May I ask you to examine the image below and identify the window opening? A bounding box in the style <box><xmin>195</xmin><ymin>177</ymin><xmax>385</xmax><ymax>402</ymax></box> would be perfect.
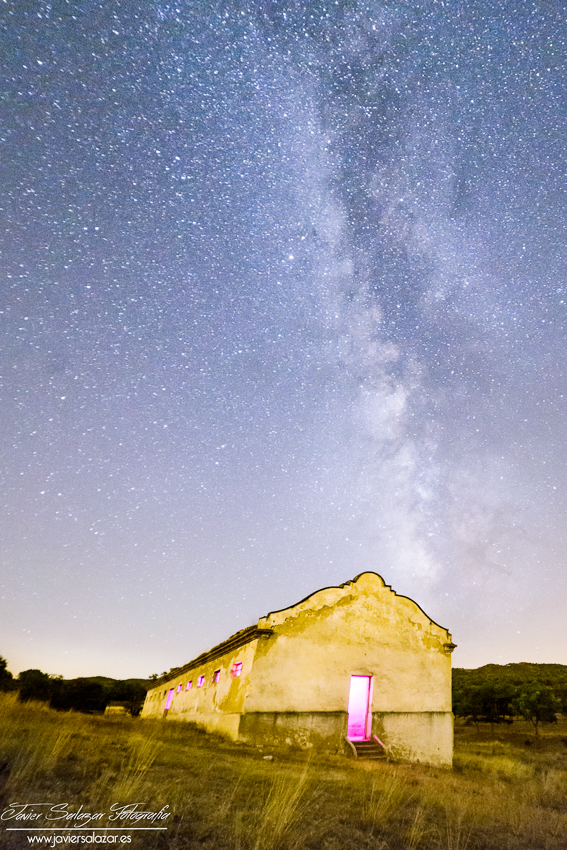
<box><xmin>197</xmin><ymin>675</ymin><xmax>205</xmax><ymax>687</ymax></box>
<box><xmin>186</xmin><ymin>680</ymin><xmax>192</xmax><ymax>690</ymax></box>
<box><xmin>231</xmin><ymin>661</ymin><xmax>243</xmax><ymax>678</ymax></box>
<box><xmin>164</xmin><ymin>688</ymin><xmax>174</xmax><ymax>711</ymax></box>
<box><xmin>213</xmin><ymin>670</ymin><xmax>221</xmax><ymax>683</ymax></box>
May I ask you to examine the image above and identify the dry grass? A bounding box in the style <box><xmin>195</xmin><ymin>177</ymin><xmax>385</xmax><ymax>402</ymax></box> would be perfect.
<box><xmin>0</xmin><ymin>693</ymin><xmax>566</xmax><ymax>849</ymax></box>
<box><xmin>251</xmin><ymin>762</ymin><xmax>313</xmax><ymax>850</ymax></box>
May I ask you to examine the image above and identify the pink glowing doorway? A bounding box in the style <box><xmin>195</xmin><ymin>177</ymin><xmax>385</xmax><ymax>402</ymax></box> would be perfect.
<box><xmin>347</xmin><ymin>675</ymin><xmax>372</xmax><ymax>740</ymax></box>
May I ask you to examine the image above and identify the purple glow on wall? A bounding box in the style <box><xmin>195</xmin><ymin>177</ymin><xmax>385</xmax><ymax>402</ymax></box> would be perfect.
<box><xmin>213</xmin><ymin>670</ymin><xmax>221</xmax><ymax>683</ymax></box>
<box><xmin>231</xmin><ymin>662</ymin><xmax>243</xmax><ymax>678</ymax></box>
<box><xmin>186</xmin><ymin>681</ymin><xmax>192</xmax><ymax>690</ymax></box>
<box><xmin>176</xmin><ymin>684</ymin><xmax>182</xmax><ymax>693</ymax></box>
<box><xmin>197</xmin><ymin>675</ymin><xmax>205</xmax><ymax>687</ymax></box>
<box><xmin>347</xmin><ymin>675</ymin><xmax>372</xmax><ymax>740</ymax></box>
<box><xmin>164</xmin><ymin>688</ymin><xmax>174</xmax><ymax>710</ymax></box>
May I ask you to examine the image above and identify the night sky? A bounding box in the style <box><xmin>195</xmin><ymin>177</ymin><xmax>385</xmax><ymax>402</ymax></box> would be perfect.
<box><xmin>2</xmin><ymin>1</ymin><xmax>567</xmax><ymax>680</ymax></box>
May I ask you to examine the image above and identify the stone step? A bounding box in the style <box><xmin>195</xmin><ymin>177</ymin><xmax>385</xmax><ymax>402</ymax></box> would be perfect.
<box><xmin>347</xmin><ymin>736</ymin><xmax>388</xmax><ymax>760</ymax></box>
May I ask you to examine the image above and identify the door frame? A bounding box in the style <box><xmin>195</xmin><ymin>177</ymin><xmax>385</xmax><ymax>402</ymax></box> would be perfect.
<box><xmin>347</xmin><ymin>674</ymin><xmax>373</xmax><ymax>740</ymax></box>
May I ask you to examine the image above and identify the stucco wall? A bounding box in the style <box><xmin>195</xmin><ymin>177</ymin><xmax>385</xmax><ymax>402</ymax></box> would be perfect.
<box><xmin>141</xmin><ymin>572</ymin><xmax>454</xmax><ymax>766</ymax></box>
<box><xmin>249</xmin><ymin>572</ymin><xmax>453</xmax><ymax>715</ymax></box>
<box><xmin>238</xmin><ymin>711</ymin><xmax>453</xmax><ymax>766</ymax></box>
<box><xmin>374</xmin><ymin>712</ymin><xmax>454</xmax><ymax>767</ymax></box>
<box><xmin>239</xmin><ymin>711</ymin><xmax>348</xmax><ymax>752</ymax></box>
<box><xmin>244</xmin><ymin>572</ymin><xmax>454</xmax><ymax>764</ymax></box>
<box><xmin>141</xmin><ymin>638</ymin><xmax>260</xmax><ymax>740</ymax></box>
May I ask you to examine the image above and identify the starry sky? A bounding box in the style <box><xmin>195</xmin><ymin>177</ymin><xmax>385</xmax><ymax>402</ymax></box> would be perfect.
<box><xmin>2</xmin><ymin>0</ymin><xmax>567</xmax><ymax>680</ymax></box>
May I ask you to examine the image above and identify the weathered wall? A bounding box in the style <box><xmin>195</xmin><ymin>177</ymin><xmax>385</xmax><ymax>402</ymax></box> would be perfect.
<box><xmin>239</xmin><ymin>711</ymin><xmax>348</xmax><ymax>752</ymax></box>
<box><xmin>140</xmin><ymin>638</ymin><xmax>260</xmax><ymax>740</ymax></box>
<box><xmin>374</xmin><ymin>712</ymin><xmax>454</xmax><ymax>767</ymax></box>
<box><xmin>249</xmin><ymin>572</ymin><xmax>452</xmax><ymax>714</ymax></box>
<box><xmin>141</xmin><ymin>572</ymin><xmax>455</xmax><ymax>766</ymax></box>
<box><xmin>245</xmin><ymin>572</ymin><xmax>454</xmax><ymax>765</ymax></box>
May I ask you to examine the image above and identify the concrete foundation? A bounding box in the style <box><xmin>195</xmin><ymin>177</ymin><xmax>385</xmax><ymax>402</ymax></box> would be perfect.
<box><xmin>373</xmin><ymin>711</ymin><xmax>454</xmax><ymax>767</ymax></box>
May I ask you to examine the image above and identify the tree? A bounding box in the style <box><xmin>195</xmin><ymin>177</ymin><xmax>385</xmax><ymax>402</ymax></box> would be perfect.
<box><xmin>512</xmin><ymin>681</ymin><xmax>559</xmax><ymax>737</ymax></box>
<box><xmin>0</xmin><ymin>656</ymin><xmax>15</xmax><ymax>692</ymax></box>
<box><xmin>453</xmin><ymin>683</ymin><xmax>484</xmax><ymax>730</ymax></box>
<box><xmin>17</xmin><ymin>669</ymin><xmax>53</xmax><ymax>703</ymax></box>
<box><xmin>555</xmin><ymin>680</ymin><xmax>567</xmax><ymax>714</ymax></box>
<box><xmin>106</xmin><ymin>680</ymin><xmax>147</xmax><ymax>715</ymax></box>
<box><xmin>453</xmin><ymin>680</ymin><xmax>514</xmax><ymax>733</ymax></box>
<box><xmin>50</xmin><ymin>679</ymin><xmax>107</xmax><ymax>713</ymax></box>
<box><xmin>478</xmin><ymin>681</ymin><xmax>515</xmax><ymax>734</ymax></box>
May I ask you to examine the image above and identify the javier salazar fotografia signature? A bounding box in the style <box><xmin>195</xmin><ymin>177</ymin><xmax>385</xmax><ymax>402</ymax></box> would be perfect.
<box><xmin>1</xmin><ymin>802</ymin><xmax>171</xmax><ymax>839</ymax></box>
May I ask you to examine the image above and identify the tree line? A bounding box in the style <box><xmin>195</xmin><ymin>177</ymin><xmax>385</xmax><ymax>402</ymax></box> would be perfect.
<box><xmin>3</xmin><ymin>655</ymin><xmax>566</xmax><ymax>730</ymax></box>
<box><xmin>0</xmin><ymin>656</ymin><xmax>148</xmax><ymax>715</ymax></box>
<box><xmin>453</xmin><ymin>663</ymin><xmax>567</xmax><ymax>736</ymax></box>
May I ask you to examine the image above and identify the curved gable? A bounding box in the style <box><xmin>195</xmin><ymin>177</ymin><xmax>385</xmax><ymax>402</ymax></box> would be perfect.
<box><xmin>257</xmin><ymin>571</ymin><xmax>454</xmax><ymax>649</ymax></box>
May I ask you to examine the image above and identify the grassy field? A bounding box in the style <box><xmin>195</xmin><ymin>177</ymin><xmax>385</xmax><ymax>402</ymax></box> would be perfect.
<box><xmin>0</xmin><ymin>693</ymin><xmax>566</xmax><ymax>849</ymax></box>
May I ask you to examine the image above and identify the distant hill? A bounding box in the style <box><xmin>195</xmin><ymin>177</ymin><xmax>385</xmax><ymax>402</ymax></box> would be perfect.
<box><xmin>12</xmin><ymin>671</ymin><xmax>153</xmax><ymax>714</ymax></box>
<box><xmin>454</xmin><ymin>663</ymin><xmax>567</xmax><ymax>687</ymax></box>
<box><xmin>76</xmin><ymin>676</ymin><xmax>151</xmax><ymax>689</ymax></box>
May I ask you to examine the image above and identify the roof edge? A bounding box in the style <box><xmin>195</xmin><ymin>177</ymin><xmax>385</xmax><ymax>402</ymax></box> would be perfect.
<box><xmin>151</xmin><ymin>625</ymin><xmax>274</xmax><ymax>687</ymax></box>
<box><xmin>261</xmin><ymin>571</ymin><xmax>453</xmax><ymax>638</ymax></box>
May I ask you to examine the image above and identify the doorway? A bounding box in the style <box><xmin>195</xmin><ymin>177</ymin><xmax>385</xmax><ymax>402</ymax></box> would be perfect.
<box><xmin>347</xmin><ymin>675</ymin><xmax>372</xmax><ymax>740</ymax></box>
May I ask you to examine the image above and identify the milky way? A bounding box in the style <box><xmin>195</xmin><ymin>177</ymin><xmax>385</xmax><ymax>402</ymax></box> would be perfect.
<box><xmin>2</xmin><ymin>1</ymin><xmax>566</xmax><ymax>678</ymax></box>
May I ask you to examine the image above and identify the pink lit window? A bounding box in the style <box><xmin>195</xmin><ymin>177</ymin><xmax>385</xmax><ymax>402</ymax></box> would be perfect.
<box><xmin>186</xmin><ymin>680</ymin><xmax>192</xmax><ymax>691</ymax></box>
<box><xmin>213</xmin><ymin>670</ymin><xmax>221</xmax><ymax>684</ymax></box>
<box><xmin>231</xmin><ymin>662</ymin><xmax>243</xmax><ymax>678</ymax></box>
<box><xmin>164</xmin><ymin>688</ymin><xmax>174</xmax><ymax>710</ymax></box>
<box><xmin>197</xmin><ymin>675</ymin><xmax>205</xmax><ymax>687</ymax></box>
<box><xmin>177</xmin><ymin>684</ymin><xmax>182</xmax><ymax>693</ymax></box>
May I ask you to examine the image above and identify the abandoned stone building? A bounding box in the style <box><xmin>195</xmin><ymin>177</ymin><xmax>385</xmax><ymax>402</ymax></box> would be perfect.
<box><xmin>141</xmin><ymin>572</ymin><xmax>456</xmax><ymax>766</ymax></box>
